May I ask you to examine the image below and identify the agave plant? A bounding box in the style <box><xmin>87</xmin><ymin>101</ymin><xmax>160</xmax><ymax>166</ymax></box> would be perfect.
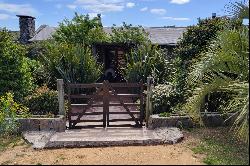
<box><xmin>42</xmin><ymin>42</ymin><xmax>102</xmax><ymax>84</ymax></box>
<box><xmin>124</xmin><ymin>43</ymin><xmax>172</xmax><ymax>84</ymax></box>
<box><xmin>185</xmin><ymin>27</ymin><xmax>249</xmax><ymax>143</ymax></box>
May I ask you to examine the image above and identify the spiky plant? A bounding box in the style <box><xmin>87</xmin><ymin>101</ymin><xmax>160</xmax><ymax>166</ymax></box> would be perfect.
<box><xmin>226</xmin><ymin>0</ymin><xmax>249</xmax><ymax>19</ymax></box>
<box><xmin>185</xmin><ymin>27</ymin><xmax>249</xmax><ymax>143</ymax></box>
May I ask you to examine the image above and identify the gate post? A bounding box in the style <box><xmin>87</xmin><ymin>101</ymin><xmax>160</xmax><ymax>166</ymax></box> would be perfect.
<box><xmin>146</xmin><ymin>77</ymin><xmax>154</xmax><ymax>127</ymax></box>
<box><xmin>57</xmin><ymin>79</ymin><xmax>65</xmax><ymax>116</ymax></box>
<box><xmin>103</xmin><ymin>80</ymin><xmax>110</xmax><ymax>128</ymax></box>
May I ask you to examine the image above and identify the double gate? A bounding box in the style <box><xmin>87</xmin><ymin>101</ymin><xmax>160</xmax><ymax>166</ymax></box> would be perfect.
<box><xmin>66</xmin><ymin>81</ymin><xmax>145</xmax><ymax>129</ymax></box>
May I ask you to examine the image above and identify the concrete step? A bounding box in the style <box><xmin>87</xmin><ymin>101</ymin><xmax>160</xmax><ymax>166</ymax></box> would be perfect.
<box><xmin>23</xmin><ymin>127</ymin><xmax>184</xmax><ymax>149</ymax></box>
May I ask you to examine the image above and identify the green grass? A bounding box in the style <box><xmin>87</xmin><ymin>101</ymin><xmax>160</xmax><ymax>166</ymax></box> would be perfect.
<box><xmin>0</xmin><ymin>135</ymin><xmax>24</xmax><ymax>152</ymax></box>
<box><xmin>190</xmin><ymin>128</ymin><xmax>249</xmax><ymax>165</ymax></box>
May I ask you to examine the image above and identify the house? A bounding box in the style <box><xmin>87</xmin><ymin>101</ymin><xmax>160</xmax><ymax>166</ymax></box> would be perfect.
<box><xmin>16</xmin><ymin>15</ymin><xmax>187</xmax><ymax>82</ymax></box>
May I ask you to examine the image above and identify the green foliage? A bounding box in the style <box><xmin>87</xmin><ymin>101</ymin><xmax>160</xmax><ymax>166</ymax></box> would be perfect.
<box><xmin>226</xmin><ymin>0</ymin><xmax>249</xmax><ymax>19</ymax></box>
<box><xmin>0</xmin><ymin>93</ymin><xmax>30</xmax><ymax>136</ymax></box>
<box><xmin>53</xmin><ymin>12</ymin><xmax>108</xmax><ymax>45</ymax></box>
<box><xmin>110</xmin><ymin>23</ymin><xmax>163</xmax><ymax>84</ymax></box>
<box><xmin>110</xmin><ymin>22</ymin><xmax>150</xmax><ymax>44</ymax></box>
<box><xmin>27</xmin><ymin>59</ymin><xmax>50</xmax><ymax>88</ymax></box>
<box><xmin>42</xmin><ymin>42</ymin><xmax>102</xmax><ymax>84</ymax></box>
<box><xmin>124</xmin><ymin>43</ymin><xmax>172</xmax><ymax>84</ymax></box>
<box><xmin>159</xmin><ymin>112</ymin><xmax>171</xmax><ymax>117</ymax></box>
<box><xmin>0</xmin><ymin>136</ymin><xmax>23</xmax><ymax>152</ymax></box>
<box><xmin>174</xmin><ymin>17</ymin><xmax>230</xmax><ymax>62</ymax></box>
<box><xmin>24</xmin><ymin>86</ymin><xmax>59</xmax><ymax>116</ymax></box>
<box><xmin>26</xmin><ymin>41</ymin><xmax>47</xmax><ymax>60</ymax></box>
<box><xmin>170</xmin><ymin>18</ymin><xmax>230</xmax><ymax>106</ymax></box>
<box><xmin>185</xmin><ymin>27</ymin><xmax>249</xmax><ymax>143</ymax></box>
<box><xmin>151</xmin><ymin>84</ymin><xmax>177</xmax><ymax>114</ymax></box>
<box><xmin>171</xmin><ymin>17</ymin><xmax>244</xmax><ymax>108</ymax></box>
<box><xmin>40</xmin><ymin>13</ymin><xmax>105</xmax><ymax>86</ymax></box>
<box><xmin>0</xmin><ymin>29</ymin><xmax>34</xmax><ymax>100</ymax></box>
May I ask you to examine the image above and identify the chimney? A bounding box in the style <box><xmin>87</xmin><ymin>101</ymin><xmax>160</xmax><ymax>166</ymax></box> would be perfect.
<box><xmin>97</xmin><ymin>14</ymin><xmax>103</xmax><ymax>27</ymax></box>
<box><xmin>212</xmin><ymin>13</ymin><xmax>216</xmax><ymax>19</ymax></box>
<box><xmin>16</xmin><ymin>15</ymin><xmax>36</xmax><ymax>44</ymax></box>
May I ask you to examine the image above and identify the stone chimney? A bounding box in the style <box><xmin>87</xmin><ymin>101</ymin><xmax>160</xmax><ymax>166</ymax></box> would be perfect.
<box><xmin>97</xmin><ymin>14</ymin><xmax>103</xmax><ymax>27</ymax></box>
<box><xmin>212</xmin><ymin>13</ymin><xmax>216</xmax><ymax>19</ymax></box>
<box><xmin>16</xmin><ymin>15</ymin><xmax>36</xmax><ymax>44</ymax></box>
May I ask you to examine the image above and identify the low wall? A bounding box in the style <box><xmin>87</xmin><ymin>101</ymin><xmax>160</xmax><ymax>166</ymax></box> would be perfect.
<box><xmin>17</xmin><ymin>115</ymin><xmax>66</xmax><ymax>132</ymax></box>
<box><xmin>148</xmin><ymin>113</ymin><xmax>235</xmax><ymax>129</ymax></box>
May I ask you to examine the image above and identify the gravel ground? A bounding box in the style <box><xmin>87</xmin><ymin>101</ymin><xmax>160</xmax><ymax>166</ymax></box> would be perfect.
<box><xmin>0</xmin><ymin>131</ymin><xmax>203</xmax><ymax>165</ymax></box>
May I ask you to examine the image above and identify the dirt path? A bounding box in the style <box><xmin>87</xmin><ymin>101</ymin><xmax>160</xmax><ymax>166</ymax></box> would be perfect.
<box><xmin>0</xmin><ymin>132</ymin><xmax>203</xmax><ymax>165</ymax></box>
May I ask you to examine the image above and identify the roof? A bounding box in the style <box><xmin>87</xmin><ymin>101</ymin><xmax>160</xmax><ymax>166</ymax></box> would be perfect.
<box><xmin>145</xmin><ymin>27</ymin><xmax>186</xmax><ymax>45</ymax></box>
<box><xmin>29</xmin><ymin>25</ymin><xmax>187</xmax><ymax>45</ymax></box>
<box><xmin>29</xmin><ymin>25</ymin><xmax>57</xmax><ymax>42</ymax></box>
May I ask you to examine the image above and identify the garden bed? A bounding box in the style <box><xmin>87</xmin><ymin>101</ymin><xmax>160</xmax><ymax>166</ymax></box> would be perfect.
<box><xmin>148</xmin><ymin>112</ymin><xmax>236</xmax><ymax>129</ymax></box>
<box><xmin>16</xmin><ymin>115</ymin><xmax>66</xmax><ymax>132</ymax></box>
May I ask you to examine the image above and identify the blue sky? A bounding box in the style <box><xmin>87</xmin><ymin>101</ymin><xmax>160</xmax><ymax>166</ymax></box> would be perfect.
<box><xmin>0</xmin><ymin>0</ymin><xmax>236</xmax><ymax>31</ymax></box>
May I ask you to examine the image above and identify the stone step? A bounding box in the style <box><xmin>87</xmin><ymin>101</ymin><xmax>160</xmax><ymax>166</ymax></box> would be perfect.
<box><xmin>23</xmin><ymin>127</ymin><xmax>184</xmax><ymax>149</ymax></box>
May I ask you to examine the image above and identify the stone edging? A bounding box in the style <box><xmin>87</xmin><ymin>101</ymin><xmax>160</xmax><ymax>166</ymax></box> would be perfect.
<box><xmin>16</xmin><ymin>115</ymin><xmax>66</xmax><ymax>132</ymax></box>
<box><xmin>148</xmin><ymin>113</ymin><xmax>236</xmax><ymax>129</ymax></box>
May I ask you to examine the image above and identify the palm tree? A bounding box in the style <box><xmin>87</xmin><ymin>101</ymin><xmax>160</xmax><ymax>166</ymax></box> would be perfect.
<box><xmin>185</xmin><ymin>27</ymin><xmax>249</xmax><ymax>143</ymax></box>
<box><xmin>226</xmin><ymin>0</ymin><xmax>249</xmax><ymax>19</ymax></box>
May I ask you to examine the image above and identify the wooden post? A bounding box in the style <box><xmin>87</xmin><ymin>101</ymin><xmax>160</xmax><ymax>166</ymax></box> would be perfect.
<box><xmin>57</xmin><ymin>79</ymin><xmax>65</xmax><ymax>116</ymax></box>
<box><xmin>146</xmin><ymin>77</ymin><xmax>154</xmax><ymax>127</ymax></box>
<box><xmin>103</xmin><ymin>80</ymin><xmax>109</xmax><ymax>128</ymax></box>
<box><xmin>139</xmin><ymin>80</ymin><xmax>144</xmax><ymax>127</ymax></box>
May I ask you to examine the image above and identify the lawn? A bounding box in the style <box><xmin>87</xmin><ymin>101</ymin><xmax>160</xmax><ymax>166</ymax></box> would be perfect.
<box><xmin>0</xmin><ymin>135</ymin><xmax>29</xmax><ymax>153</ymax></box>
<box><xmin>187</xmin><ymin>127</ymin><xmax>249</xmax><ymax>165</ymax></box>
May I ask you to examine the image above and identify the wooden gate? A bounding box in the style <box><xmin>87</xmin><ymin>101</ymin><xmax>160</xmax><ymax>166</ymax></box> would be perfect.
<box><xmin>66</xmin><ymin>81</ymin><xmax>145</xmax><ymax>129</ymax></box>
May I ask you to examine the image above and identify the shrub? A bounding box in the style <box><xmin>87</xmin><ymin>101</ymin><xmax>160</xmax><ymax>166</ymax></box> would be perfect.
<box><xmin>0</xmin><ymin>93</ymin><xmax>30</xmax><ymax>136</ymax></box>
<box><xmin>0</xmin><ymin>29</ymin><xmax>34</xmax><ymax>100</ymax></box>
<box><xmin>53</xmin><ymin>12</ymin><xmax>108</xmax><ymax>46</ymax></box>
<box><xmin>151</xmin><ymin>84</ymin><xmax>177</xmax><ymax>114</ymax></box>
<box><xmin>42</xmin><ymin>42</ymin><xmax>102</xmax><ymax>85</ymax></box>
<box><xmin>185</xmin><ymin>27</ymin><xmax>249</xmax><ymax>143</ymax></box>
<box><xmin>170</xmin><ymin>17</ymin><xmax>242</xmax><ymax>107</ymax></box>
<box><xmin>39</xmin><ymin>13</ymin><xmax>106</xmax><ymax>87</ymax></box>
<box><xmin>124</xmin><ymin>43</ymin><xmax>172</xmax><ymax>84</ymax></box>
<box><xmin>174</xmin><ymin>17</ymin><xmax>232</xmax><ymax>63</ymax></box>
<box><xmin>27</xmin><ymin>59</ymin><xmax>50</xmax><ymax>87</ymax></box>
<box><xmin>24</xmin><ymin>86</ymin><xmax>59</xmax><ymax>116</ymax></box>
<box><xmin>110</xmin><ymin>22</ymin><xmax>150</xmax><ymax>45</ymax></box>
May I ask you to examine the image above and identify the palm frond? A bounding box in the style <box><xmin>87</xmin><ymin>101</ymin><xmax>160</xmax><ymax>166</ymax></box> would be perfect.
<box><xmin>186</xmin><ymin>27</ymin><xmax>249</xmax><ymax>143</ymax></box>
<box><xmin>226</xmin><ymin>0</ymin><xmax>249</xmax><ymax>19</ymax></box>
<box><xmin>188</xmin><ymin>28</ymin><xmax>249</xmax><ymax>86</ymax></box>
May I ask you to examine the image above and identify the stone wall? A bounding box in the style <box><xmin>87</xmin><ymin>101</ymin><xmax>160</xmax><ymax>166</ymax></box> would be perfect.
<box><xmin>148</xmin><ymin>113</ymin><xmax>236</xmax><ymax>129</ymax></box>
<box><xmin>16</xmin><ymin>115</ymin><xmax>66</xmax><ymax>132</ymax></box>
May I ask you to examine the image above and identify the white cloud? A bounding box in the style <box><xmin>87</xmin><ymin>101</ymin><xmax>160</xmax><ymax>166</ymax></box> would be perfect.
<box><xmin>0</xmin><ymin>13</ymin><xmax>10</xmax><ymax>20</ymax></box>
<box><xmin>0</xmin><ymin>2</ymin><xmax>38</xmax><ymax>16</ymax></box>
<box><xmin>67</xmin><ymin>5</ymin><xmax>77</xmax><ymax>10</ymax></box>
<box><xmin>84</xmin><ymin>4</ymin><xmax>124</xmax><ymax>13</ymax></box>
<box><xmin>87</xmin><ymin>12</ymin><xmax>105</xmax><ymax>18</ymax></box>
<box><xmin>140</xmin><ymin>7</ymin><xmax>148</xmax><ymax>12</ymax></box>
<box><xmin>126</xmin><ymin>2</ymin><xmax>135</xmax><ymax>8</ymax></box>
<box><xmin>150</xmin><ymin>8</ymin><xmax>166</xmax><ymax>15</ymax></box>
<box><xmin>170</xmin><ymin>0</ymin><xmax>190</xmax><ymax>5</ymax></box>
<box><xmin>69</xmin><ymin>0</ymin><xmax>126</xmax><ymax>13</ymax></box>
<box><xmin>161</xmin><ymin>16</ymin><xmax>190</xmax><ymax>21</ymax></box>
